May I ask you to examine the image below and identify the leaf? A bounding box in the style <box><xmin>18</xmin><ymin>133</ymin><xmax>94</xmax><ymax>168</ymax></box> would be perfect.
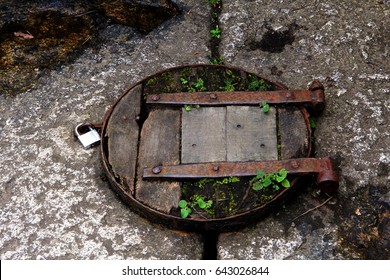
<box><xmin>309</xmin><ymin>118</ymin><xmax>317</xmax><ymax>129</ymax></box>
<box><xmin>262</xmin><ymin>103</ymin><xmax>270</xmax><ymax>113</ymax></box>
<box><xmin>273</xmin><ymin>184</ymin><xmax>280</xmax><ymax>191</ymax></box>
<box><xmin>278</xmin><ymin>168</ymin><xmax>287</xmax><ymax>178</ymax></box>
<box><xmin>180</xmin><ymin>77</ymin><xmax>188</xmax><ymax>85</ymax></box>
<box><xmin>197</xmin><ymin>199</ymin><xmax>207</xmax><ymax>209</ymax></box>
<box><xmin>184</xmin><ymin>105</ymin><xmax>192</xmax><ymax>111</ymax></box>
<box><xmin>252</xmin><ymin>182</ymin><xmax>263</xmax><ymax>191</ymax></box>
<box><xmin>276</xmin><ymin>171</ymin><xmax>287</xmax><ymax>182</ymax></box>
<box><xmin>263</xmin><ymin>176</ymin><xmax>272</xmax><ymax>187</ymax></box>
<box><xmin>178</xmin><ymin>200</ymin><xmax>187</xmax><ymax>208</ymax></box>
<box><xmin>276</xmin><ymin>176</ymin><xmax>285</xmax><ymax>182</ymax></box>
<box><xmin>281</xmin><ymin>179</ymin><xmax>290</xmax><ymax>188</ymax></box>
<box><xmin>180</xmin><ymin>207</ymin><xmax>191</xmax><ymax>218</ymax></box>
<box><xmin>230</xmin><ymin>176</ymin><xmax>240</xmax><ymax>183</ymax></box>
<box><xmin>256</xmin><ymin>170</ymin><xmax>265</xmax><ymax>179</ymax></box>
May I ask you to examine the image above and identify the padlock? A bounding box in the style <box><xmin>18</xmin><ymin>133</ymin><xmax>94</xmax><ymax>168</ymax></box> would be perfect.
<box><xmin>74</xmin><ymin>123</ymin><xmax>101</xmax><ymax>149</ymax></box>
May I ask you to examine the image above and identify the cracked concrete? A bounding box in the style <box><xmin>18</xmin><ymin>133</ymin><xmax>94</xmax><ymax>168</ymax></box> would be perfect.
<box><xmin>1</xmin><ymin>0</ymin><xmax>389</xmax><ymax>259</ymax></box>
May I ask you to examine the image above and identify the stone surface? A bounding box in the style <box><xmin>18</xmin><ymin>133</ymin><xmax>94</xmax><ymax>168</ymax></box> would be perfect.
<box><xmin>0</xmin><ymin>0</ymin><xmax>208</xmax><ymax>259</ymax></box>
<box><xmin>0</xmin><ymin>0</ymin><xmax>389</xmax><ymax>260</ymax></box>
<box><xmin>218</xmin><ymin>0</ymin><xmax>390</xmax><ymax>259</ymax></box>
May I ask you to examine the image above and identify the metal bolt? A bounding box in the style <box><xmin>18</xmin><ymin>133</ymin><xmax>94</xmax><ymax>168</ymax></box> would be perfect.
<box><xmin>291</xmin><ymin>160</ymin><xmax>299</xmax><ymax>169</ymax></box>
<box><xmin>286</xmin><ymin>92</ymin><xmax>292</xmax><ymax>99</ymax></box>
<box><xmin>213</xmin><ymin>165</ymin><xmax>219</xmax><ymax>171</ymax></box>
<box><xmin>152</xmin><ymin>166</ymin><xmax>161</xmax><ymax>174</ymax></box>
<box><xmin>151</xmin><ymin>95</ymin><xmax>160</xmax><ymax>101</ymax></box>
<box><xmin>210</xmin><ymin>93</ymin><xmax>217</xmax><ymax>100</ymax></box>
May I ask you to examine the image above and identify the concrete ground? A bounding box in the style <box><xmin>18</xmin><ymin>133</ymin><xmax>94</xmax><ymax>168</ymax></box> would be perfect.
<box><xmin>0</xmin><ymin>0</ymin><xmax>389</xmax><ymax>259</ymax></box>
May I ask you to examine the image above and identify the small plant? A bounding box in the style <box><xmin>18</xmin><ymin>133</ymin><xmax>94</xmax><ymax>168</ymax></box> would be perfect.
<box><xmin>250</xmin><ymin>169</ymin><xmax>290</xmax><ymax>191</ymax></box>
<box><xmin>178</xmin><ymin>195</ymin><xmax>213</xmax><ymax>218</ymax></box>
<box><xmin>180</xmin><ymin>77</ymin><xmax>189</xmax><ymax>85</ymax></box>
<box><xmin>309</xmin><ymin>118</ymin><xmax>317</xmax><ymax>129</ymax></box>
<box><xmin>208</xmin><ymin>0</ymin><xmax>221</xmax><ymax>6</ymax></box>
<box><xmin>214</xmin><ymin>176</ymin><xmax>240</xmax><ymax>186</ymax></box>
<box><xmin>183</xmin><ymin>78</ymin><xmax>207</xmax><ymax>93</ymax></box>
<box><xmin>210</xmin><ymin>26</ymin><xmax>222</xmax><ymax>39</ymax></box>
<box><xmin>196</xmin><ymin>178</ymin><xmax>214</xmax><ymax>189</ymax></box>
<box><xmin>210</xmin><ymin>56</ymin><xmax>224</xmax><ymax>65</ymax></box>
<box><xmin>193</xmin><ymin>195</ymin><xmax>213</xmax><ymax>210</ymax></box>
<box><xmin>180</xmin><ymin>77</ymin><xmax>206</xmax><ymax>92</ymax></box>
<box><xmin>184</xmin><ymin>104</ymin><xmax>200</xmax><ymax>112</ymax></box>
<box><xmin>221</xmin><ymin>78</ymin><xmax>236</xmax><ymax>92</ymax></box>
<box><xmin>191</xmin><ymin>78</ymin><xmax>206</xmax><ymax>91</ymax></box>
<box><xmin>260</xmin><ymin>101</ymin><xmax>270</xmax><ymax>113</ymax></box>
<box><xmin>248</xmin><ymin>76</ymin><xmax>271</xmax><ymax>91</ymax></box>
<box><xmin>179</xmin><ymin>200</ymin><xmax>192</xmax><ymax>218</ymax></box>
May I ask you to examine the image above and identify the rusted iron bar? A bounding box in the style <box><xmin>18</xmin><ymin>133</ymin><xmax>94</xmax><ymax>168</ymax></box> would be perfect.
<box><xmin>143</xmin><ymin>157</ymin><xmax>338</xmax><ymax>193</ymax></box>
<box><xmin>146</xmin><ymin>81</ymin><xmax>325</xmax><ymax>113</ymax></box>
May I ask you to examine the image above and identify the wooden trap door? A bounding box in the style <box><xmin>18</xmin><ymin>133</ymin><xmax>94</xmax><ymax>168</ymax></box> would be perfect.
<box><xmin>181</xmin><ymin>106</ymin><xmax>278</xmax><ymax>164</ymax></box>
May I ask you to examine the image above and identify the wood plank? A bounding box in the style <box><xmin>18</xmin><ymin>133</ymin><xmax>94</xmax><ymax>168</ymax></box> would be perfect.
<box><xmin>279</xmin><ymin>108</ymin><xmax>310</xmax><ymax>159</ymax></box>
<box><xmin>136</xmin><ymin>109</ymin><xmax>181</xmax><ymax>213</ymax></box>
<box><xmin>106</xmin><ymin>84</ymin><xmax>142</xmax><ymax>194</ymax></box>
<box><xmin>181</xmin><ymin>107</ymin><xmax>227</xmax><ymax>163</ymax></box>
<box><xmin>226</xmin><ymin>106</ymin><xmax>278</xmax><ymax>161</ymax></box>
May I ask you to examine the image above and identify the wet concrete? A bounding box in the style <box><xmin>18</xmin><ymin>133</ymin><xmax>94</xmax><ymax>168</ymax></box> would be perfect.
<box><xmin>0</xmin><ymin>0</ymin><xmax>389</xmax><ymax>259</ymax></box>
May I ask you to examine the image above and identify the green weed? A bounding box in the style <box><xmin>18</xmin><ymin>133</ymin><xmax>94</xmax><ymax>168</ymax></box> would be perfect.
<box><xmin>250</xmin><ymin>169</ymin><xmax>290</xmax><ymax>191</ymax></box>
<box><xmin>210</xmin><ymin>26</ymin><xmax>221</xmax><ymax>39</ymax></box>
<box><xmin>260</xmin><ymin>101</ymin><xmax>270</xmax><ymax>113</ymax></box>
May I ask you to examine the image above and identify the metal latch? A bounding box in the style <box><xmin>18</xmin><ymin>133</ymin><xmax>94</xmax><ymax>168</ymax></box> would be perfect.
<box><xmin>74</xmin><ymin>123</ymin><xmax>101</xmax><ymax>149</ymax></box>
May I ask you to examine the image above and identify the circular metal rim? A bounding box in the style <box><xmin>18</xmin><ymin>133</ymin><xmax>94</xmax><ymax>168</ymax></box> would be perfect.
<box><xmin>100</xmin><ymin>64</ymin><xmax>312</xmax><ymax>232</ymax></box>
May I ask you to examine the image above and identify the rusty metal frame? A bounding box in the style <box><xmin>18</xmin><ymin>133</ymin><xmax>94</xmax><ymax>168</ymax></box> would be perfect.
<box><xmin>143</xmin><ymin>157</ymin><xmax>338</xmax><ymax>193</ymax></box>
<box><xmin>147</xmin><ymin>80</ymin><xmax>325</xmax><ymax>113</ymax></box>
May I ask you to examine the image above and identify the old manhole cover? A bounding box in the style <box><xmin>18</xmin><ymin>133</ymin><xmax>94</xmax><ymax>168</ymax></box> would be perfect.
<box><xmin>101</xmin><ymin>64</ymin><xmax>339</xmax><ymax>232</ymax></box>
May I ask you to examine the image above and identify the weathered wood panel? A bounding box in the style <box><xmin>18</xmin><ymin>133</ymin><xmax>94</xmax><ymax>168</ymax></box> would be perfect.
<box><xmin>136</xmin><ymin>109</ymin><xmax>181</xmax><ymax>213</ymax></box>
<box><xmin>226</xmin><ymin>106</ymin><xmax>278</xmax><ymax>161</ymax></box>
<box><xmin>181</xmin><ymin>107</ymin><xmax>227</xmax><ymax>163</ymax></box>
<box><xmin>106</xmin><ymin>84</ymin><xmax>142</xmax><ymax>194</ymax></box>
<box><xmin>279</xmin><ymin>108</ymin><xmax>310</xmax><ymax>159</ymax></box>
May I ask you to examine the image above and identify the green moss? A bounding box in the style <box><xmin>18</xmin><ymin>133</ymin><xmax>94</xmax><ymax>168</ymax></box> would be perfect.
<box><xmin>146</xmin><ymin>77</ymin><xmax>158</xmax><ymax>86</ymax></box>
<box><xmin>179</xmin><ymin>67</ymin><xmax>193</xmax><ymax>80</ymax></box>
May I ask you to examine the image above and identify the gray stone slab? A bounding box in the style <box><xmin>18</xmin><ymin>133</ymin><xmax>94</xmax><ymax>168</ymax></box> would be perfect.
<box><xmin>181</xmin><ymin>107</ymin><xmax>227</xmax><ymax>163</ymax></box>
<box><xmin>106</xmin><ymin>84</ymin><xmax>142</xmax><ymax>194</ymax></box>
<box><xmin>0</xmin><ymin>0</ymin><xmax>207</xmax><ymax>260</ymax></box>
<box><xmin>136</xmin><ymin>109</ymin><xmax>181</xmax><ymax>213</ymax></box>
<box><xmin>226</xmin><ymin>106</ymin><xmax>277</xmax><ymax>161</ymax></box>
<box><xmin>219</xmin><ymin>0</ymin><xmax>390</xmax><ymax>259</ymax></box>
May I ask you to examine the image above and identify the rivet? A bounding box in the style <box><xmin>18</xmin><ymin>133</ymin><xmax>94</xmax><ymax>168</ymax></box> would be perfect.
<box><xmin>286</xmin><ymin>92</ymin><xmax>292</xmax><ymax>98</ymax></box>
<box><xmin>213</xmin><ymin>165</ymin><xmax>219</xmax><ymax>171</ymax></box>
<box><xmin>210</xmin><ymin>93</ymin><xmax>217</xmax><ymax>100</ymax></box>
<box><xmin>122</xmin><ymin>115</ymin><xmax>128</xmax><ymax>121</ymax></box>
<box><xmin>151</xmin><ymin>95</ymin><xmax>160</xmax><ymax>101</ymax></box>
<box><xmin>152</xmin><ymin>166</ymin><xmax>161</xmax><ymax>174</ymax></box>
<box><xmin>291</xmin><ymin>160</ymin><xmax>299</xmax><ymax>169</ymax></box>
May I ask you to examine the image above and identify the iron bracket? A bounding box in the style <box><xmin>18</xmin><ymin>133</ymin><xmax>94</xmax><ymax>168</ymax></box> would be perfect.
<box><xmin>143</xmin><ymin>157</ymin><xmax>339</xmax><ymax>193</ymax></box>
<box><xmin>146</xmin><ymin>81</ymin><xmax>325</xmax><ymax>114</ymax></box>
